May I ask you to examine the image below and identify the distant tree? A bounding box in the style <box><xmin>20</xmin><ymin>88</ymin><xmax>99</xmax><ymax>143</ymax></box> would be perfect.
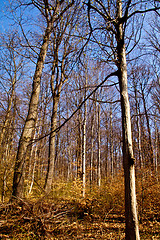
<box><xmin>0</xmin><ymin>32</ymin><xmax>27</xmax><ymax>201</ymax></box>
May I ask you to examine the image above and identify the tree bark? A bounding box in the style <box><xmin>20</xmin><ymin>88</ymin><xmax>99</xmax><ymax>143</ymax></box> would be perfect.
<box><xmin>116</xmin><ymin>1</ymin><xmax>140</xmax><ymax>239</ymax></box>
<box><xmin>12</xmin><ymin>23</ymin><xmax>52</xmax><ymax>199</ymax></box>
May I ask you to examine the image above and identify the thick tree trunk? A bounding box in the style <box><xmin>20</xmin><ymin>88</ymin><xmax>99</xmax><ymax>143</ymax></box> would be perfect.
<box><xmin>118</xmin><ymin>47</ymin><xmax>140</xmax><ymax>239</ymax></box>
<box><xmin>12</xmin><ymin>23</ymin><xmax>52</xmax><ymax>199</ymax></box>
<box><xmin>116</xmin><ymin>1</ymin><xmax>140</xmax><ymax>239</ymax></box>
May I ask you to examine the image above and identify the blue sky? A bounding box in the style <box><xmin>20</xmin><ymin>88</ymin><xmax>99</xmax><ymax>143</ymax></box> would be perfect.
<box><xmin>0</xmin><ymin>0</ymin><xmax>10</xmax><ymax>33</ymax></box>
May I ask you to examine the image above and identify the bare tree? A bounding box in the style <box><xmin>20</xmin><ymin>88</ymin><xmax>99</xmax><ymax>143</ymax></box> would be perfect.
<box><xmin>0</xmin><ymin>32</ymin><xmax>27</xmax><ymax>201</ymax></box>
<box><xmin>44</xmin><ymin>3</ymin><xmax>80</xmax><ymax>192</ymax></box>
<box><xmin>12</xmin><ymin>0</ymin><xmax>74</xmax><ymax>199</ymax></box>
<box><xmin>87</xmin><ymin>0</ymin><xmax>159</xmax><ymax>238</ymax></box>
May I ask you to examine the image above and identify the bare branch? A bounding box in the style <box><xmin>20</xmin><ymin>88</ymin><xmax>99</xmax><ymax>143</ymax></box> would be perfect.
<box><xmin>30</xmin><ymin>70</ymin><xmax>118</xmax><ymax>143</ymax></box>
<box><xmin>127</xmin><ymin>7</ymin><xmax>160</xmax><ymax>20</ymax></box>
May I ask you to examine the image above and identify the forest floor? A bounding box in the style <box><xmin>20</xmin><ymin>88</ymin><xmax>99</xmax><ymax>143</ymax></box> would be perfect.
<box><xmin>0</xmin><ymin>175</ymin><xmax>159</xmax><ymax>239</ymax></box>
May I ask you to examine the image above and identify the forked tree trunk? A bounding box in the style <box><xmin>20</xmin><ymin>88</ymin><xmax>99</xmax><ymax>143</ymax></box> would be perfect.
<box><xmin>116</xmin><ymin>1</ymin><xmax>140</xmax><ymax>239</ymax></box>
<box><xmin>12</xmin><ymin>23</ymin><xmax>52</xmax><ymax>199</ymax></box>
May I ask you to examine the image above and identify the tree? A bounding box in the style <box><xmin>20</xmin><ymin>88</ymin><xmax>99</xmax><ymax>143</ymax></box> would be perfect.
<box><xmin>12</xmin><ymin>0</ymin><xmax>74</xmax><ymax>199</ymax></box>
<box><xmin>87</xmin><ymin>0</ymin><xmax>159</xmax><ymax>238</ymax></box>
<box><xmin>0</xmin><ymin>32</ymin><xmax>28</xmax><ymax>201</ymax></box>
<box><xmin>115</xmin><ymin>3</ymin><xmax>140</xmax><ymax>238</ymax></box>
<box><xmin>44</xmin><ymin>3</ymin><xmax>79</xmax><ymax>192</ymax></box>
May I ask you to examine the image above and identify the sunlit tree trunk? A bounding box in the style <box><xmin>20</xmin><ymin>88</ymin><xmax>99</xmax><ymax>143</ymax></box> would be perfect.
<box><xmin>110</xmin><ymin>105</ymin><xmax>114</xmax><ymax>178</ymax></box>
<box><xmin>105</xmin><ymin>114</ymin><xmax>109</xmax><ymax>179</ymax></box>
<box><xmin>154</xmin><ymin>115</ymin><xmax>158</xmax><ymax>179</ymax></box>
<box><xmin>90</xmin><ymin>111</ymin><xmax>94</xmax><ymax>189</ymax></box>
<box><xmin>28</xmin><ymin>143</ymin><xmax>38</xmax><ymax>195</ymax></box>
<box><xmin>76</xmin><ymin>111</ymin><xmax>82</xmax><ymax>179</ymax></box>
<box><xmin>82</xmin><ymin>85</ymin><xmax>87</xmax><ymax>197</ymax></box>
<box><xmin>97</xmin><ymin>102</ymin><xmax>101</xmax><ymax>187</ymax></box>
<box><xmin>12</xmin><ymin>23</ymin><xmax>52</xmax><ymax>199</ymax></box>
<box><xmin>116</xmin><ymin>1</ymin><xmax>140</xmax><ymax>239</ymax></box>
<box><xmin>11</xmin><ymin>0</ymin><xmax>74</xmax><ymax>199</ymax></box>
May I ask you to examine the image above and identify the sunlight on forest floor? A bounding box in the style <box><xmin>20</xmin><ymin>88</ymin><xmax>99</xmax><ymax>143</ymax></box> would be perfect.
<box><xmin>0</xmin><ymin>173</ymin><xmax>159</xmax><ymax>239</ymax></box>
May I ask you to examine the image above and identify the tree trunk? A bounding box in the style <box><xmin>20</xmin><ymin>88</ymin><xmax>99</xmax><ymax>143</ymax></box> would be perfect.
<box><xmin>154</xmin><ymin>115</ymin><xmax>158</xmax><ymax>179</ymax></box>
<box><xmin>105</xmin><ymin>114</ymin><xmax>109</xmax><ymax>179</ymax></box>
<box><xmin>110</xmin><ymin>105</ymin><xmax>114</xmax><ymax>178</ymax></box>
<box><xmin>97</xmin><ymin>102</ymin><xmax>101</xmax><ymax>187</ymax></box>
<box><xmin>133</xmin><ymin>81</ymin><xmax>143</xmax><ymax>169</ymax></box>
<box><xmin>116</xmin><ymin>1</ymin><xmax>140</xmax><ymax>239</ymax></box>
<box><xmin>0</xmin><ymin>79</ymin><xmax>15</xmax><ymax>147</ymax></box>
<box><xmin>44</xmin><ymin>96</ymin><xmax>59</xmax><ymax>193</ymax></box>
<box><xmin>140</xmin><ymin>83</ymin><xmax>154</xmax><ymax>169</ymax></box>
<box><xmin>12</xmin><ymin>23</ymin><xmax>52</xmax><ymax>199</ymax></box>
<box><xmin>90</xmin><ymin>111</ymin><xmax>94</xmax><ymax>189</ymax></box>
<box><xmin>82</xmin><ymin>104</ymin><xmax>87</xmax><ymax>197</ymax></box>
<box><xmin>0</xmin><ymin>58</ymin><xmax>16</xmax><ymax>162</ymax></box>
<box><xmin>76</xmin><ymin>111</ymin><xmax>82</xmax><ymax>179</ymax></box>
<box><xmin>82</xmin><ymin>78</ymin><xmax>87</xmax><ymax>197</ymax></box>
<box><xmin>67</xmin><ymin>103</ymin><xmax>71</xmax><ymax>181</ymax></box>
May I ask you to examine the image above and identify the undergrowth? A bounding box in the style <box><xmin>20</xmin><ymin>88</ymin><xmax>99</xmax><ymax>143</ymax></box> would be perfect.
<box><xmin>0</xmin><ymin>172</ymin><xmax>159</xmax><ymax>239</ymax></box>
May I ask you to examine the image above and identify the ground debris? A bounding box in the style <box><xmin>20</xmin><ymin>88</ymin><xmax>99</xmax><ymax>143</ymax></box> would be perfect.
<box><xmin>0</xmin><ymin>195</ymin><xmax>159</xmax><ymax>239</ymax></box>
